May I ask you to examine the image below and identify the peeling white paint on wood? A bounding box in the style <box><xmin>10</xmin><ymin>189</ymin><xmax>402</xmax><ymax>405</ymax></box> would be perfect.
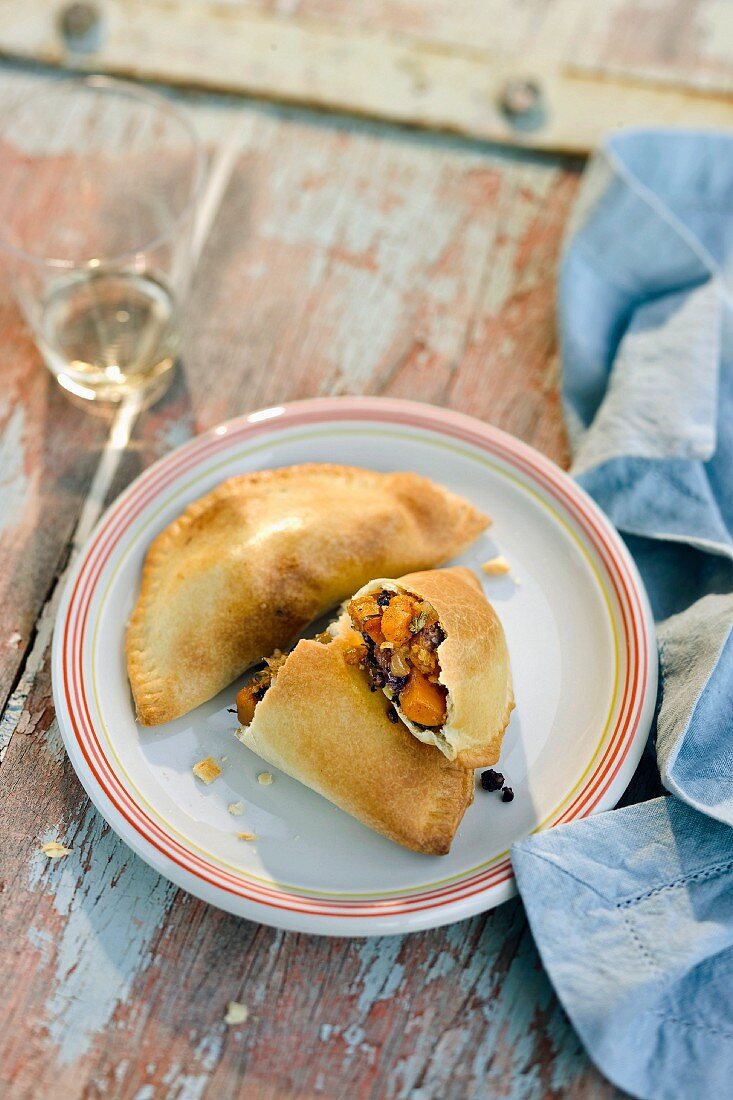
<box><xmin>0</xmin><ymin>59</ymin><xmax>627</xmax><ymax>1100</ymax></box>
<box><xmin>27</xmin><ymin>811</ymin><xmax>176</xmax><ymax>1065</ymax></box>
<box><xmin>353</xmin><ymin>937</ymin><xmax>405</xmax><ymax>1014</ymax></box>
<box><xmin>0</xmin><ymin>403</ymin><xmax>29</xmax><ymax>538</ymax></box>
<box><xmin>1</xmin><ymin>0</ymin><xmax>732</xmax><ymax>152</ymax></box>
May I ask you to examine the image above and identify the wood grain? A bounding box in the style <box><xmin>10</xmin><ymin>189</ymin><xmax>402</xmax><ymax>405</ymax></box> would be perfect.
<box><xmin>572</xmin><ymin>0</ymin><xmax>733</xmax><ymax>94</ymax></box>
<box><xmin>113</xmin><ymin>112</ymin><xmax>574</xmax><ymax>495</ymax></box>
<box><xmin>1</xmin><ymin>665</ymin><xmax>622</xmax><ymax>1100</ymax></box>
<box><xmin>0</xmin><ymin>64</ymin><xmax>238</xmax><ymax>747</ymax></box>
<box><xmin>0</xmin><ymin>264</ymin><xmax>109</xmax><ymax>732</ymax></box>
<box><xmin>0</xmin><ymin>70</ymin><xmax>630</xmax><ymax>1100</ymax></box>
<box><xmin>1</xmin><ymin>0</ymin><xmax>732</xmax><ymax>154</ymax></box>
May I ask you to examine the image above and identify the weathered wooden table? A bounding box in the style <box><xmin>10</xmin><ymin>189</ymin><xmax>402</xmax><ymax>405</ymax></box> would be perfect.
<box><xmin>0</xmin><ymin>62</ymin><xmax>634</xmax><ymax>1099</ymax></box>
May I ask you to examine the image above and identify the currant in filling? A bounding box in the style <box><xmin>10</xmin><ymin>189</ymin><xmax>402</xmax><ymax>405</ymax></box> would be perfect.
<box><xmin>347</xmin><ymin>588</ymin><xmax>447</xmax><ymax>729</ymax></box>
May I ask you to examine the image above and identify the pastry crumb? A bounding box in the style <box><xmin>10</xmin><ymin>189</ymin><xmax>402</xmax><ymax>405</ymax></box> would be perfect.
<box><xmin>224</xmin><ymin>1001</ymin><xmax>249</xmax><ymax>1025</ymax></box>
<box><xmin>220</xmin><ymin>755</ymin><xmax>228</xmax><ymax>763</ymax></box>
<box><xmin>257</xmin><ymin>772</ymin><xmax>273</xmax><ymax>786</ymax></box>
<box><xmin>228</xmin><ymin>801</ymin><xmax>245</xmax><ymax>816</ymax></box>
<box><xmin>237</xmin><ymin>831</ymin><xmax>257</xmax><ymax>841</ymax></box>
<box><xmin>41</xmin><ymin>841</ymin><xmax>72</xmax><ymax>860</ymax></box>
<box><xmin>6</xmin><ymin>631</ymin><xmax>21</xmax><ymax>649</ymax></box>
<box><xmin>481</xmin><ymin>555</ymin><xmax>511</xmax><ymax>576</ymax></box>
<box><xmin>193</xmin><ymin>756</ymin><xmax>222</xmax><ymax>784</ymax></box>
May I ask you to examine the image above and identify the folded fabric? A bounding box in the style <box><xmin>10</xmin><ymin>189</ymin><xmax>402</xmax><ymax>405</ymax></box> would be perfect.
<box><xmin>511</xmin><ymin>130</ymin><xmax>733</xmax><ymax>1099</ymax></box>
<box><xmin>513</xmin><ymin>797</ymin><xmax>733</xmax><ymax>1100</ymax></box>
<box><xmin>561</xmin><ymin>134</ymin><xmax>733</xmax><ymax>819</ymax></box>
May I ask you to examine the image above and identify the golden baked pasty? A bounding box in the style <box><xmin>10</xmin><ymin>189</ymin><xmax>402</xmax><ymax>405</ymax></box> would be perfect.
<box><xmin>344</xmin><ymin>567</ymin><xmax>513</xmax><ymax>768</ymax></box>
<box><xmin>127</xmin><ymin>465</ymin><xmax>488</xmax><ymax>725</ymax></box>
<box><xmin>235</xmin><ymin>632</ymin><xmax>474</xmax><ymax>855</ymax></box>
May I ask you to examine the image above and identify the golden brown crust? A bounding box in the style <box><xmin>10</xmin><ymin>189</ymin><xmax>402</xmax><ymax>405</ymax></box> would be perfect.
<box><xmin>237</xmin><ymin>633</ymin><xmax>474</xmax><ymax>855</ymax></box>
<box><xmin>126</xmin><ymin>464</ymin><xmax>488</xmax><ymax>725</ymax></box>
<box><xmin>344</xmin><ymin>567</ymin><xmax>514</xmax><ymax>768</ymax></box>
<box><xmin>192</xmin><ymin>757</ymin><xmax>222</xmax><ymax>784</ymax></box>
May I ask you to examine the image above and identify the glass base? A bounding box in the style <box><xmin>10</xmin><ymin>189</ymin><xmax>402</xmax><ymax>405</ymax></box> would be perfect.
<box><xmin>51</xmin><ymin>357</ymin><xmax>177</xmax><ymax>413</ymax></box>
<box><xmin>38</xmin><ymin>268</ymin><xmax>180</xmax><ymax>406</ymax></box>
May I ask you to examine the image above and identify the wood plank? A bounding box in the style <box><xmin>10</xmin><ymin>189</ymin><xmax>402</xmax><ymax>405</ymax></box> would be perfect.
<box><xmin>112</xmin><ymin>114</ymin><xmax>573</xmax><ymax>497</ymax></box>
<box><xmin>0</xmin><ymin>95</ymin><xmax>607</xmax><ymax>1098</ymax></box>
<box><xmin>0</xmin><ymin>63</ymin><xmax>134</xmax><ymax>729</ymax></box>
<box><xmin>571</xmin><ymin>0</ymin><xmax>733</xmax><ymax>94</ymax></box>
<box><xmin>1</xmin><ymin>0</ymin><xmax>732</xmax><ymax>154</ymax></box>
<box><xmin>0</xmin><ymin>72</ymin><xmax>626</xmax><ymax>1099</ymax></box>
<box><xmin>0</xmin><ymin>663</ymin><xmax>622</xmax><ymax>1099</ymax></box>
<box><xmin>0</xmin><ymin>68</ymin><xmax>257</xmax><ymax>745</ymax></box>
<box><xmin>0</xmin><ymin>220</ymin><xmax>109</xmax><ymax>730</ymax></box>
<box><xmin>242</xmin><ymin>0</ymin><xmax>555</xmax><ymax>55</ymax></box>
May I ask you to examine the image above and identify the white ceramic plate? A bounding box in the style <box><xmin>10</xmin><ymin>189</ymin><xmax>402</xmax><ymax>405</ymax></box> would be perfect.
<box><xmin>52</xmin><ymin>397</ymin><xmax>656</xmax><ymax>936</ymax></box>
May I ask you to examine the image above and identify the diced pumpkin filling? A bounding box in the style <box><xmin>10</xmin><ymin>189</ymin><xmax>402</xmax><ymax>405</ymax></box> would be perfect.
<box><xmin>399</xmin><ymin>668</ymin><xmax>447</xmax><ymax>727</ymax></box>
<box><xmin>347</xmin><ymin>589</ymin><xmax>447</xmax><ymax>729</ymax></box>
<box><xmin>236</xmin><ymin>650</ymin><xmax>288</xmax><ymax>726</ymax></box>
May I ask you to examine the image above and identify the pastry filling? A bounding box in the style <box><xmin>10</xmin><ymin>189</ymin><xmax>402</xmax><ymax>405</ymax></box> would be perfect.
<box><xmin>347</xmin><ymin>589</ymin><xmax>447</xmax><ymax>729</ymax></box>
<box><xmin>236</xmin><ymin>650</ymin><xmax>287</xmax><ymax>726</ymax></box>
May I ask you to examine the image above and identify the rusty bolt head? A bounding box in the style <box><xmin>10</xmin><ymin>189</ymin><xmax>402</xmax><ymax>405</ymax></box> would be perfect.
<box><xmin>59</xmin><ymin>2</ymin><xmax>99</xmax><ymax>45</ymax></box>
<box><xmin>499</xmin><ymin>76</ymin><xmax>544</xmax><ymax>117</ymax></box>
<box><xmin>498</xmin><ymin>76</ymin><xmax>546</xmax><ymax>131</ymax></box>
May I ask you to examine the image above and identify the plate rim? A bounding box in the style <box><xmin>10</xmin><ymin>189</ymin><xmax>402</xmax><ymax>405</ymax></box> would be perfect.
<box><xmin>51</xmin><ymin>396</ymin><xmax>657</xmax><ymax>936</ymax></box>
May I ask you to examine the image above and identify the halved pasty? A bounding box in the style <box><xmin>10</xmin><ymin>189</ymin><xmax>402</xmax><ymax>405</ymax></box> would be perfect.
<box><xmin>127</xmin><ymin>465</ymin><xmax>488</xmax><ymax>725</ymax></box>
<box><xmin>235</xmin><ymin>633</ymin><xmax>474</xmax><ymax>855</ymax></box>
<box><xmin>343</xmin><ymin>567</ymin><xmax>513</xmax><ymax>768</ymax></box>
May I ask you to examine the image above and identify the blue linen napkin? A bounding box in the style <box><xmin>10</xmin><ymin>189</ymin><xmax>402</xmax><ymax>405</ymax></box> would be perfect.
<box><xmin>511</xmin><ymin>131</ymin><xmax>733</xmax><ymax>1100</ymax></box>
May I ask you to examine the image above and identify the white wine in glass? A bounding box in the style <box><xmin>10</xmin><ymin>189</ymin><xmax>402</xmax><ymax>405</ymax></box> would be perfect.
<box><xmin>0</xmin><ymin>76</ymin><xmax>204</xmax><ymax>404</ymax></box>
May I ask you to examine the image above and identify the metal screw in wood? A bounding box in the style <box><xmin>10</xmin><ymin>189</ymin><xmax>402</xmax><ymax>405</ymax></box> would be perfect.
<box><xmin>498</xmin><ymin>77</ymin><xmax>546</xmax><ymax>131</ymax></box>
<box><xmin>58</xmin><ymin>2</ymin><xmax>100</xmax><ymax>51</ymax></box>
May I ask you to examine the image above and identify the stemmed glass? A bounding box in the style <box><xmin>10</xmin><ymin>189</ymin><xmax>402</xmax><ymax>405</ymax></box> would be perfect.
<box><xmin>0</xmin><ymin>76</ymin><xmax>204</xmax><ymax>404</ymax></box>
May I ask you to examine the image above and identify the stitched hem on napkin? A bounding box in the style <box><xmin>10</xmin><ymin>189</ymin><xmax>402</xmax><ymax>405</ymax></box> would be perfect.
<box><xmin>512</xmin><ymin>796</ymin><xmax>733</xmax><ymax>1100</ymax></box>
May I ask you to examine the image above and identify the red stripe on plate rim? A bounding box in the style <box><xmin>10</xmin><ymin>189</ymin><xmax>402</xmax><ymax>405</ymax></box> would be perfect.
<box><xmin>63</xmin><ymin>408</ymin><xmax>644</xmax><ymax>912</ymax></box>
<box><xmin>60</xmin><ymin>399</ymin><xmax>648</xmax><ymax>917</ymax></box>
